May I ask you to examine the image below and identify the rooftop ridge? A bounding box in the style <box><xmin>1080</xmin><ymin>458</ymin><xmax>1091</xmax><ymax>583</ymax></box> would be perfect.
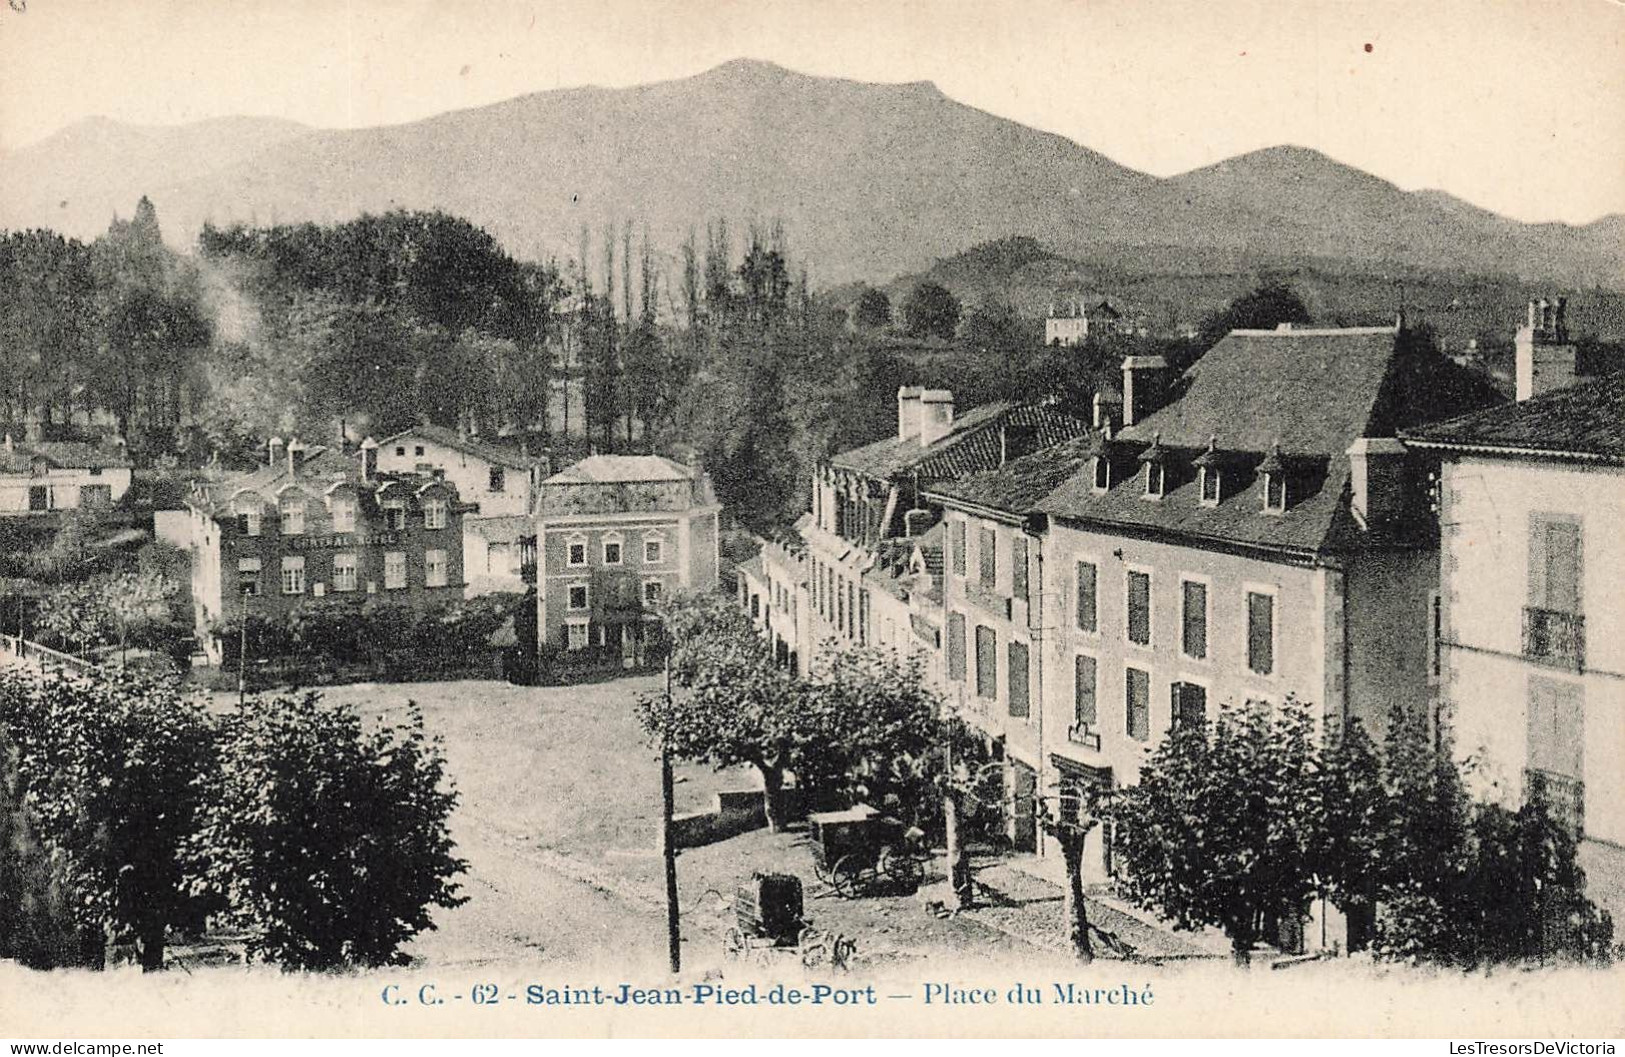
<box><xmin>1229</xmin><ymin>324</ymin><xmax>1400</xmax><ymax>337</ymax></box>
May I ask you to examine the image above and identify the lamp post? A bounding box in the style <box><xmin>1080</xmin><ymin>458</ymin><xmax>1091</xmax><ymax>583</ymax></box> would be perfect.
<box><xmin>660</xmin><ymin>650</ymin><xmax>681</xmax><ymax>974</ymax></box>
<box><xmin>236</xmin><ymin>584</ymin><xmax>250</xmax><ymax>707</ymax></box>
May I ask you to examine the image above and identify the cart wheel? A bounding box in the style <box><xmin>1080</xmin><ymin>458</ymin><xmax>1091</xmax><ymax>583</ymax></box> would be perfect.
<box><xmin>830</xmin><ymin>854</ymin><xmax>864</xmax><ymax>899</ymax></box>
<box><xmin>812</xmin><ymin>857</ymin><xmax>831</xmax><ymax>885</ymax></box>
<box><xmin>880</xmin><ymin>848</ymin><xmax>925</xmax><ymax>891</ymax></box>
<box><xmin>724</xmin><ymin>927</ymin><xmax>747</xmax><ymax>960</ymax></box>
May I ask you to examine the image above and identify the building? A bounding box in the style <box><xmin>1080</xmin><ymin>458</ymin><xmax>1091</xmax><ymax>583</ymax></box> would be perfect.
<box><xmin>184</xmin><ymin>437</ymin><xmax>468</xmax><ymax>661</ymax></box>
<box><xmin>913</xmin><ymin>324</ymin><xmax>1501</xmax><ymax>904</ymax></box>
<box><xmin>0</xmin><ymin>434</ymin><xmax>132</xmax><ymax>514</ymax></box>
<box><xmin>1045</xmin><ymin>302</ymin><xmax>1089</xmax><ymax>347</ymax></box>
<box><xmin>374</xmin><ymin>424</ymin><xmax>550</xmax><ymax>597</ymax></box>
<box><xmin>1400</xmin><ymin>370</ymin><xmax>1624</xmax><ymax>924</ymax></box>
<box><xmin>788</xmin><ymin>388</ymin><xmax>1091</xmax><ymax>679</ymax></box>
<box><xmin>1515</xmin><ymin>297</ymin><xmax>1576</xmax><ymax>402</ymax></box>
<box><xmin>738</xmin><ymin>533</ymin><xmax>814</xmax><ymax>671</ymax></box>
<box><xmin>534</xmin><ymin>454</ymin><xmax>720</xmax><ymax>664</ymax></box>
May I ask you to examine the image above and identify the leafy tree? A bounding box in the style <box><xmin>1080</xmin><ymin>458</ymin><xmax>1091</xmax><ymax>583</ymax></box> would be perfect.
<box><xmin>902</xmin><ymin>281</ymin><xmax>962</xmax><ymax>341</ymax></box>
<box><xmin>961</xmin><ymin>301</ymin><xmax>1041</xmax><ymax>400</ymax></box>
<box><xmin>1312</xmin><ymin>716</ymin><xmax>1386</xmax><ymax>950</ymax></box>
<box><xmin>0</xmin><ymin>667</ymin><xmax>215</xmax><ymax>970</ymax></box>
<box><xmin>187</xmin><ymin>692</ymin><xmax>467</xmax><ymax>969</ymax></box>
<box><xmin>853</xmin><ymin>288</ymin><xmax>892</xmax><ymax>330</ymax></box>
<box><xmin>1198</xmin><ymin>280</ymin><xmax>1311</xmax><ymax>349</ymax></box>
<box><xmin>637</xmin><ymin>592</ymin><xmax>807</xmax><ymax>831</ymax></box>
<box><xmin>101</xmin><ymin>569</ymin><xmax>182</xmax><ymax>665</ymax></box>
<box><xmin>1109</xmin><ymin>696</ymin><xmax>1323</xmax><ymax>964</ymax></box>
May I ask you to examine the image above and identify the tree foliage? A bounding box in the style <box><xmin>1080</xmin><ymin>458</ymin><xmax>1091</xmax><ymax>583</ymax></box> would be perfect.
<box><xmin>902</xmin><ymin>281</ymin><xmax>962</xmax><ymax>340</ymax></box>
<box><xmin>853</xmin><ymin>287</ymin><xmax>892</xmax><ymax>330</ymax></box>
<box><xmin>186</xmin><ymin>692</ymin><xmax>466</xmax><ymax>970</ymax></box>
<box><xmin>1198</xmin><ymin>280</ymin><xmax>1312</xmax><ymax>349</ymax></box>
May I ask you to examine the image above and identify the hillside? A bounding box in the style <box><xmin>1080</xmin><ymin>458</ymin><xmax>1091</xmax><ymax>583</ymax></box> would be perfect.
<box><xmin>1</xmin><ymin>60</ymin><xmax>1620</xmax><ymax>287</ymax></box>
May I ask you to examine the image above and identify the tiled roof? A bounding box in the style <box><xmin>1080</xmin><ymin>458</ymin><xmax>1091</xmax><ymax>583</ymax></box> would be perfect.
<box><xmin>736</xmin><ymin>554</ymin><xmax>767</xmax><ymax>584</ymax></box>
<box><xmin>1400</xmin><ymin>370</ymin><xmax>1625</xmax><ymax>463</ymax></box>
<box><xmin>466</xmin><ymin>515</ymin><xmax>533</xmax><ymax>542</ymax></box>
<box><xmin>189</xmin><ymin>445</ymin><xmax>455</xmax><ymax>517</ymax></box>
<box><xmin>380</xmin><ymin>424</ymin><xmax>546</xmax><ymax>469</ymax></box>
<box><xmin>925</xmin><ymin>434</ymin><xmax>1098</xmax><ymax>516</ymax></box>
<box><xmin>829</xmin><ymin>401</ymin><xmax>1091</xmax><ymax>481</ymax></box>
<box><xmin>545</xmin><ymin>454</ymin><xmax>695</xmax><ymax>484</ymax></box>
<box><xmin>1026</xmin><ymin>326</ymin><xmax>1505</xmax><ymax>558</ymax></box>
<box><xmin>0</xmin><ymin>439</ymin><xmax>132</xmax><ymax>473</ymax></box>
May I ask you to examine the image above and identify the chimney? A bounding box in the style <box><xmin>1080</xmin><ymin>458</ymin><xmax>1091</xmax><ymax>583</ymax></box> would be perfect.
<box><xmin>1092</xmin><ymin>387</ymin><xmax>1122</xmax><ymax>431</ymax></box>
<box><xmin>1347</xmin><ymin>436</ymin><xmax>1409</xmax><ymax>528</ymax></box>
<box><xmin>918</xmin><ymin>389</ymin><xmax>955</xmax><ymax>447</ymax></box>
<box><xmin>1121</xmin><ymin>355</ymin><xmax>1169</xmax><ymax>427</ymax></box>
<box><xmin>286</xmin><ymin>437</ymin><xmax>306</xmax><ymax>475</ymax></box>
<box><xmin>897</xmin><ymin>386</ymin><xmax>924</xmax><ymax>441</ymax></box>
<box><xmin>268</xmin><ymin>436</ymin><xmax>284</xmax><ymax>469</ymax></box>
<box><xmin>360</xmin><ymin>436</ymin><xmax>378</xmax><ymax>481</ymax></box>
<box><xmin>1515</xmin><ymin>296</ymin><xmax>1577</xmax><ymax>402</ymax></box>
<box><xmin>903</xmin><ymin>508</ymin><xmax>938</xmax><ymax>538</ymax></box>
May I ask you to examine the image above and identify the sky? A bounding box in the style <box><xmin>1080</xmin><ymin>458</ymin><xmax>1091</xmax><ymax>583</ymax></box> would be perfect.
<box><xmin>2</xmin><ymin>0</ymin><xmax>1623</xmax><ymax>224</ymax></box>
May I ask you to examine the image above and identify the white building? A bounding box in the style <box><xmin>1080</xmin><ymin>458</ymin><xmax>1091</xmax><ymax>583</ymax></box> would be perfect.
<box><xmin>0</xmin><ymin>435</ymin><xmax>133</xmax><ymax>514</ymax></box>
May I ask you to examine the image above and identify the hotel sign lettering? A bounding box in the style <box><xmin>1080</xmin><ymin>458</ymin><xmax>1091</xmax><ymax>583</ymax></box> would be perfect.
<box><xmin>283</xmin><ymin>531</ymin><xmax>403</xmax><ymax>551</ymax></box>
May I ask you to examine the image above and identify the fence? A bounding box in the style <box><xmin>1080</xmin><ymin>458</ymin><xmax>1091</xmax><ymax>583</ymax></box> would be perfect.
<box><xmin>0</xmin><ymin>634</ymin><xmax>100</xmax><ymax>677</ymax></box>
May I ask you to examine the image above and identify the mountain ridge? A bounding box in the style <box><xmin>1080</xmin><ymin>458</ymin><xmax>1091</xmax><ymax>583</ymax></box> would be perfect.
<box><xmin>1</xmin><ymin>60</ymin><xmax>1619</xmax><ymax>287</ymax></box>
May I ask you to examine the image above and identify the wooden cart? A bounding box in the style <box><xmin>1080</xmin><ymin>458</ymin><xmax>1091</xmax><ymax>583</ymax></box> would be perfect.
<box><xmin>807</xmin><ymin>805</ymin><xmax>927</xmax><ymax>898</ymax></box>
<box><xmin>721</xmin><ymin>872</ymin><xmax>855</xmax><ymax>969</ymax></box>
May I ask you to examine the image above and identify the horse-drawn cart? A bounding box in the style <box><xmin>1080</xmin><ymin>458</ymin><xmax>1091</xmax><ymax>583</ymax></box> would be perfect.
<box><xmin>722</xmin><ymin>872</ymin><xmax>855</xmax><ymax>970</ymax></box>
<box><xmin>807</xmin><ymin>805</ymin><xmax>928</xmax><ymax>898</ymax></box>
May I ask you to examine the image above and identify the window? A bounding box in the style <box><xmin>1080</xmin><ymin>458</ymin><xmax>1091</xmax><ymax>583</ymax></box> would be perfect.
<box><xmin>1526</xmin><ymin>676</ymin><xmax>1585</xmax><ymax>835</ymax></box>
<box><xmin>331</xmin><ymin>497</ymin><xmax>356</xmax><ymax>534</ymax></box>
<box><xmin>1011</xmin><ymin>535</ymin><xmax>1029</xmax><ymax>605</ymax></box>
<box><xmin>382</xmin><ymin>500</ymin><xmax>406</xmax><ymax>531</ymax></box>
<box><xmin>1200</xmin><ymin>467</ymin><xmax>1220</xmax><ymax>505</ymax></box>
<box><xmin>977</xmin><ymin>526</ymin><xmax>997</xmax><ymax>588</ymax></box>
<box><xmin>80</xmin><ymin>484</ymin><xmax>112</xmax><ymax>509</ymax></box>
<box><xmin>974</xmin><ymin>625</ymin><xmax>997</xmax><ymax>700</ymax></box>
<box><xmin>1008</xmin><ymin>641</ymin><xmax>1030</xmax><ymax>719</ymax></box>
<box><xmin>384</xmin><ymin>551</ymin><xmax>407</xmax><ymax>590</ymax></box>
<box><xmin>414</xmin><ymin>445</ymin><xmax>425</xmax><ymax>457</ymax></box>
<box><xmin>1181</xmin><ymin>579</ymin><xmax>1208</xmax><ymax>660</ymax></box>
<box><xmin>1172</xmin><ymin>681</ymin><xmax>1207</xmax><ymax>728</ymax></box>
<box><xmin>1429</xmin><ymin>591</ymin><xmax>1442</xmax><ymax>681</ymax></box>
<box><xmin>424</xmin><ymin>498</ymin><xmax>448</xmax><ymax>530</ymax></box>
<box><xmin>568</xmin><ymin>583</ymin><xmax>589</xmax><ymax>611</ymax></box>
<box><xmin>279</xmin><ymin>496</ymin><xmax>305</xmax><ymax>535</ymax></box>
<box><xmin>567</xmin><ymin>539</ymin><xmax>587</xmax><ymax>566</ymax></box>
<box><xmin>947</xmin><ymin>612</ymin><xmax>967</xmax><ymax>682</ymax></box>
<box><xmin>488</xmin><ymin>467</ymin><xmax>506</xmax><ymax>493</ymax></box>
<box><xmin>1528</xmin><ymin>514</ymin><xmax>1582</xmax><ymax>614</ymax></box>
<box><xmin>27</xmin><ymin>485</ymin><xmax>48</xmax><ymax>512</ymax></box>
<box><xmin>1144</xmin><ymin>462</ymin><xmax>1165</xmax><ymax>498</ymax></box>
<box><xmin>234</xmin><ymin>501</ymin><xmax>261</xmax><ymax>537</ymax></box>
<box><xmin>566</xmin><ymin>620</ymin><xmax>590</xmax><ymax>651</ymax></box>
<box><xmin>1126</xmin><ymin>667</ymin><xmax>1150</xmax><ymax>741</ymax></box>
<box><xmin>1264</xmin><ymin>473</ymin><xmax>1286</xmax><ymax>512</ymax></box>
<box><xmin>836</xmin><ymin>576</ymin><xmax>845</xmax><ymax>630</ymax></box>
<box><xmin>1075</xmin><ymin>561</ymin><xmax>1098</xmax><ymax>632</ymax></box>
<box><xmin>1093</xmin><ymin>457</ymin><xmax>1110</xmax><ymax>492</ymax></box>
<box><xmin>395</xmin><ymin>446</ymin><xmax>406</xmax><ymax>457</ymax></box>
<box><xmin>1247</xmin><ymin>590</ymin><xmax>1275</xmax><ymax>675</ymax></box>
<box><xmin>858</xmin><ymin>588</ymin><xmax>869</xmax><ymax>645</ymax></box>
<box><xmin>1127</xmin><ymin>570</ymin><xmax>1151</xmax><ymax>646</ymax></box>
<box><xmin>333</xmin><ymin>553</ymin><xmax>358</xmax><ymax>592</ymax></box>
<box><xmin>603</xmin><ymin>539</ymin><xmax>623</xmax><ymax>565</ymax></box>
<box><xmin>644</xmin><ymin>539</ymin><xmax>664</xmax><ymax>564</ymax></box>
<box><xmin>951</xmin><ymin>520</ymin><xmax>967</xmax><ymax>577</ymax></box>
<box><xmin>237</xmin><ymin>557</ymin><xmax>262</xmax><ymax>597</ymax></box>
<box><xmin>280</xmin><ymin>556</ymin><xmax>306</xmax><ymax>595</ymax></box>
<box><xmin>424</xmin><ymin>548</ymin><xmax>448</xmax><ymax>588</ymax></box>
<box><xmin>643</xmin><ymin>579</ymin><xmax>663</xmax><ymax>606</ymax></box>
<box><xmin>1074</xmin><ymin>654</ymin><xmax>1097</xmax><ymax>727</ymax></box>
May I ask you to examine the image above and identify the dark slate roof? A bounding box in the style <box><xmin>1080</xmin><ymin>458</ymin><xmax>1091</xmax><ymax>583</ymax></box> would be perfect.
<box><xmin>1400</xmin><ymin>370</ymin><xmax>1625</xmax><ymax>464</ymax></box>
<box><xmin>925</xmin><ymin>434</ymin><xmax>1098</xmax><ymax>516</ymax></box>
<box><xmin>189</xmin><ymin>445</ymin><xmax>457</xmax><ymax>518</ymax></box>
<box><xmin>381</xmin><ymin>423</ymin><xmax>547</xmax><ymax>469</ymax></box>
<box><xmin>829</xmin><ymin>401</ymin><xmax>1091</xmax><ymax>482</ymax></box>
<box><xmin>1032</xmin><ymin>326</ymin><xmax>1505</xmax><ymax>558</ymax></box>
<box><xmin>0</xmin><ymin>439</ymin><xmax>132</xmax><ymax>473</ymax></box>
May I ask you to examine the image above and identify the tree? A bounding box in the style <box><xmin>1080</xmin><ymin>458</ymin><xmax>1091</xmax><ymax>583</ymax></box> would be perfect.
<box><xmin>1198</xmin><ymin>281</ymin><xmax>1311</xmax><ymax>349</ymax></box>
<box><xmin>637</xmin><ymin>592</ymin><xmax>807</xmax><ymax>831</ymax></box>
<box><xmin>1108</xmin><ymin>696</ymin><xmax>1324</xmax><ymax>964</ymax></box>
<box><xmin>853</xmin><ymin>288</ymin><xmax>892</xmax><ymax>330</ymax></box>
<box><xmin>101</xmin><ymin>569</ymin><xmax>182</xmax><ymax>665</ymax></box>
<box><xmin>187</xmin><ymin>692</ymin><xmax>467</xmax><ymax>969</ymax></box>
<box><xmin>902</xmin><ymin>281</ymin><xmax>962</xmax><ymax>341</ymax></box>
<box><xmin>0</xmin><ymin>667</ymin><xmax>215</xmax><ymax>970</ymax></box>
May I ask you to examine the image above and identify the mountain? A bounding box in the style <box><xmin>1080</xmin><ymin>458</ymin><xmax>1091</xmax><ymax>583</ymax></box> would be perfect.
<box><xmin>1</xmin><ymin>60</ymin><xmax>1620</xmax><ymax>287</ymax></box>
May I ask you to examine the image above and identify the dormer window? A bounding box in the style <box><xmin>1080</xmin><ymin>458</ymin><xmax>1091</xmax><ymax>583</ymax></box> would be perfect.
<box><xmin>1195</xmin><ymin>436</ymin><xmax>1222</xmax><ymax>507</ymax></box>
<box><xmin>1200</xmin><ymin>468</ymin><xmax>1220</xmax><ymax>505</ymax></box>
<box><xmin>1144</xmin><ymin>462</ymin><xmax>1164</xmax><ymax>498</ymax></box>
<box><xmin>331</xmin><ymin>496</ymin><xmax>356</xmax><ymax>534</ymax></box>
<box><xmin>1259</xmin><ymin>442</ymin><xmax>1287</xmax><ymax>514</ymax></box>
<box><xmin>279</xmin><ymin>495</ymin><xmax>306</xmax><ymax>536</ymax></box>
<box><xmin>1093</xmin><ymin>457</ymin><xmax>1110</xmax><ymax>492</ymax></box>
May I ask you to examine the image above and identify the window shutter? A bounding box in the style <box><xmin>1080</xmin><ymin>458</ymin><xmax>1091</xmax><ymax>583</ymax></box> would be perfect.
<box><xmin>978</xmin><ymin>527</ymin><xmax>997</xmax><ymax>588</ymax></box>
<box><xmin>1008</xmin><ymin>641</ymin><xmax>1030</xmax><ymax>718</ymax></box>
<box><xmin>1248</xmin><ymin>592</ymin><xmax>1274</xmax><ymax>675</ymax></box>
<box><xmin>1076</xmin><ymin>562</ymin><xmax>1097</xmax><ymax>632</ymax></box>
<box><xmin>1074</xmin><ymin>654</ymin><xmax>1097</xmax><ymax>726</ymax></box>
<box><xmin>1012</xmin><ymin>535</ymin><xmax>1029</xmax><ymax>603</ymax></box>
<box><xmin>1527</xmin><ymin>513</ymin><xmax>1548</xmax><ymax>608</ymax></box>
<box><xmin>975</xmin><ymin>626</ymin><xmax>997</xmax><ymax>699</ymax></box>
<box><xmin>1127</xmin><ymin>571</ymin><xmax>1151</xmax><ymax>645</ymax></box>
<box><xmin>951</xmin><ymin>520</ymin><xmax>966</xmax><ymax>576</ymax></box>
<box><xmin>1126</xmin><ymin>667</ymin><xmax>1150</xmax><ymax>741</ymax></box>
<box><xmin>1544</xmin><ymin>521</ymin><xmax>1581</xmax><ymax>614</ymax></box>
<box><xmin>1182</xmin><ymin>580</ymin><xmax>1207</xmax><ymax>658</ymax></box>
<box><xmin>947</xmin><ymin>612</ymin><xmax>967</xmax><ymax>681</ymax></box>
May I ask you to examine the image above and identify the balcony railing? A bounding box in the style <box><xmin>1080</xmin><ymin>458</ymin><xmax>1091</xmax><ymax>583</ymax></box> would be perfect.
<box><xmin>1525</xmin><ymin>768</ymin><xmax>1585</xmax><ymax>838</ymax></box>
<box><xmin>1523</xmin><ymin>607</ymin><xmax>1585</xmax><ymax>671</ymax></box>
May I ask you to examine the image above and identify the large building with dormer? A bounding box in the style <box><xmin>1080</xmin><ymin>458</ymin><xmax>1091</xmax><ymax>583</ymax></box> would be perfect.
<box><xmin>184</xmin><ymin>437</ymin><xmax>468</xmax><ymax>660</ymax></box>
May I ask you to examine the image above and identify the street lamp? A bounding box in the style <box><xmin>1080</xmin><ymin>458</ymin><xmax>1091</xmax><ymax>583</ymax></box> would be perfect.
<box><xmin>237</xmin><ymin>583</ymin><xmax>251</xmax><ymax>707</ymax></box>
